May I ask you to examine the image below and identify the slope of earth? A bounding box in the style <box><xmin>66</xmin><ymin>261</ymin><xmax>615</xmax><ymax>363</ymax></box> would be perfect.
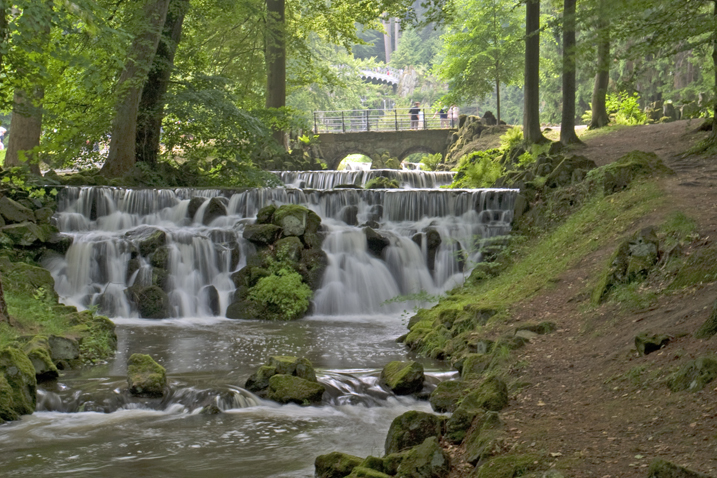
<box><xmin>448</xmin><ymin>120</ymin><xmax>717</xmax><ymax>477</ymax></box>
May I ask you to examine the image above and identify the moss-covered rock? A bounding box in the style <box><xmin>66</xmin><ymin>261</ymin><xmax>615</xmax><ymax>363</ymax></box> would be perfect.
<box><xmin>272</xmin><ymin>205</ymin><xmax>321</xmax><ymax>236</ymax></box>
<box><xmin>635</xmin><ymin>333</ymin><xmax>671</xmax><ymax>356</ymax></box>
<box><xmin>669</xmin><ymin>245</ymin><xmax>717</xmax><ymax>290</ymax></box>
<box><xmin>380</xmin><ymin>361</ymin><xmax>425</xmax><ymax>395</ymax></box>
<box><xmin>49</xmin><ymin>335</ymin><xmax>80</xmax><ymax>361</ymax></box>
<box><xmin>266</xmin><ymin>374</ymin><xmax>325</xmax><ymax>405</ymax></box>
<box><xmin>127</xmin><ymin>353</ymin><xmax>167</xmax><ymax>397</ymax></box>
<box><xmin>1</xmin><ymin>221</ymin><xmax>49</xmax><ymax>246</ymax></box>
<box><xmin>345</xmin><ymin>467</ymin><xmax>392</xmax><ymax>478</ymax></box>
<box><xmin>314</xmin><ymin>451</ymin><xmax>364</xmax><ymax>478</ymax></box>
<box><xmin>364</xmin><ymin>227</ymin><xmax>391</xmax><ymax>257</ymax></box>
<box><xmin>245</xmin><ymin>365</ymin><xmax>277</xmax><ymax>393</ymax></box>
<box><xmin>365</xmin><ymin>177</ymin><xmax>400</xmax><ymax>189</ymax></box>
<box><xmin>471</xmin><ymin>376</ymin><xmax>509</xmax><ymax>412</ymax></box>
<box><xmin>0</xmin><ymin>347</ymin><xmax>37</xmax><ymax>420</ymax></box>
<box><xmin>243</xmin><ymin>224</ymin><xmax>282</xmax><ymax>245</ymax></box>
<box><xmin>268</xmin><ymin>356</ymin><xmax>317</xmax><ymax>381</ymax></box>
<box><xmin>395</xmin><ymin>436</ymin><xmax>450</xmax><ymax>478</ymax></box>
<box><xmin>275</xmin><ymin>236</ymin><xmax>303</xmax><ymax>262</ymax></box>
<box><xmin>646</xmin><ymin>459</ymin><xmax>712</xmax><ymax>478</ymax></box>
<box><xmin>468</xmin><ymin>454</ymin><xmax>542</xmax><ymax>478</ymax></box>
<box><xmin>202</xmin><ymin>197</ymin><xmax>227</xmax><ymax>225</ymax></box>
<box><xmin>384</xmin><ymin>410</ymin><xmax>445</xmax><ymax>455</ymax></box>
<box><xmin>0</xmin><ymin>196</ymin><xmax>35</xmax><ymax>224</ymax></box>
<box><xmin>429</xmin><ymin>380</ymin><xmax>466</xmax><ymax>413</ymax></box>
<box><xmin>225</xmin><ymin>298</ymin><xmax>263</xmax><ymax>320</ymax></box>
<box><xmin>150</xmin><ymin>245</ymin><xmax>171</xmax><ymax>269</ymax></box>
<box><xmin>464</xmin><ymin>411</ymin><xmax>506</xmax><ymax>465</ymax></box>
<box><xmin>461</xmin><ymin>354</ymin><xmax>492</xmax><ymax>380</ymax></box>
<box><xmin>22</xmin><ymin>336</ymin><xmax>58</xmax><ymax>380</ymax></box>
<box><xmin>137</xmin><ymin>229</ymin><xmax>167</xmax><ymax>257</ymax></box>
<box><xmin>668</xmin><ymin>356</ymin><xmax>717</xmax><ymax>392</ymax></box>
<box><xmin>128</xmin><ymin>285</ymin><xmax>171</xmax><ymax>319</ymax></box>
<box><xmin>445</xmin><ymin>397</ymin><xmax>486</xmax><ymax>444</ymax></box>
<box><xmin>256</xmin><ymin>205</ymin><xmax>276</xmax><ymax>225</ymax></box>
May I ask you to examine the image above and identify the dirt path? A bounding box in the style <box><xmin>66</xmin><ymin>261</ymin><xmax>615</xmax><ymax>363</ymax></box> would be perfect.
<box><xmin>456</xmin><ymin>121</ymin><xmax>717</xmax><ymax>477</ymax></box>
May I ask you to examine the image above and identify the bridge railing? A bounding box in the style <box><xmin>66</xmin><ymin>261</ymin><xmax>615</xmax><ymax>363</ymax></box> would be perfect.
<box><xmin>313</xmin><ymin>108</ymin><xmax>458</xmax><ymax>134</ymax></box>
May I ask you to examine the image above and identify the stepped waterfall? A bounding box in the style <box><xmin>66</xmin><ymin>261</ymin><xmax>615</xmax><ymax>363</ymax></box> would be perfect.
<box><xmin>1</xmin><ymin>170</ymin><xmax>518</xmax><ymax>478</ymax></box>
<box><xmin>46</xmin><ymin>170</ymin><xmax>516</xmax><ymax>319</ymax></box>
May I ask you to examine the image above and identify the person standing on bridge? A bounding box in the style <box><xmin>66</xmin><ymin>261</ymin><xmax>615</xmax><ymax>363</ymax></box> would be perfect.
<box><xmin>449</xmin><ymin>105</ymin><xmax>460</xmax><ymax>128</ymax></box>
<box><xmin>409</xmin><ymin>102</ymin><xmax>421</xmax><ymax>130</ymax></box>
<box><xmin>433</xmin><ymin>104</ymin><xmax>449</xmax><ymax>128</ymax></box>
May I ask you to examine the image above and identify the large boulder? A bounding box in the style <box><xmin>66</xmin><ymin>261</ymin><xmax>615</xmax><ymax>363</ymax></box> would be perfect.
<box><xmin>272</xmin><ymin>205</ymin><xmax>321</xmax><ymax>236</ymax></box>
<box><xmin>1</xmin><ymin>222</ymin><xmax>47</xmax><ymax>246</ymax></box>
<box><xmin>243</xmin><ymin>224</ymin><xmax>282</xmax><ymax>245</ymax></box>
<box><xmin>345</xmin><ymin>467</ymin><xmax>391</xmax><ymax>478</ymax></box>
<box><xmin>0</xmin><ymin>347</ymin><xmax>37</xmax><ymax>421</ymax></box>
<box><xmin>137</xmin><ymin>229</ymin><xmax>167</xmax><ymax>257</ymax></box>
<box><xmin>22</xmin><ymin>336</ymin><xmax>59</xmax><ymax>381</ymax></box>
<box><xmin>202</xmin><ymin>197</ymin><xmax>228</xmax><ymax>225</ymax></box>
<box><xmin>128</xmin><ymin>285</ymin><xmax>171</xmax><ymax>319</ymax></box>
<box><xmin>275</xmin><ymin>236</ymin><xmax>303</xmax><ymax>262</ymax></box>
<box><xmin>49</xmin><ymin>335</ymin><xmax>80</xmax><ymax>361</ymax></box>
<box><xmin>384</xmin><ymin>410</ymin><xmax>445</xmax><ymax>455</ymax></box>
<box><xmin>269</xmin><ymin>355</ymin><xmax>317</xmax><ymax>381</ymax></box>
<box><xmin>0</xmin><ymin>258</ymin><xmax>57</xmax><ymax>298</ymax></box>
<box><xmin>187</xmin><ymin>197</ymin><xmax>206</xmax><ymax>220</ymax></box>
<box><xmin>668</xmin><ymin>356</ymin><xmax>717</xmax><ymax>392</ymax></box>
<box><xmin>266</xmin><ymin>374</ymin><xmax>325</xmax><ymax>405</ymax></box>
<box><xmin>380</xmin><ymin>361</ymin><xmax>425</xmax><ymax>395</ymax></box>
<box><xmin>395</xmin><ymin>437</ymin><xmax>450</xmax><ymax>478</ymax></box>
<box><xmin>256</xmin><ymin>205</ymin><xmax>276</xmax><ymax>224</ymax></box>
<box><xmin>364</xmin><ymin>227</ymin><xmax>390</xmax><ymax>257</ymax></box>
<box><xmin>245</xmin><ymin>365</ymin><xmax>278</xmax><ymax>393</ymax></box>
<box><xmin>225</xmin><ymin>298</ymin><xmax>262</xmax><ymax>320</ymax></box>
<box><xmin>0</xmin><ymin>196</ymin><xmax>34</xmax><ymax>224</ymax></box>
<box><xmin>315</xmin><ymin>452</ymin><xmax>364</xmax><ymax>478</ymax></box>
<box><xmin>127</xmin><ymin>353</ymin><xmax>167</xmax><ymax>397</ymax></box>
<box><xmin>464</xmin><ymin>411</ymin><xmax>506</xmax><ymax>465</ymax></box>
<box><xmin>445</xmin><ymin>395</ymin><xmax>487</xmax><ymax>444</ymax></box>
<box><xmin>472</xmin><ymin>376</ymin><xmax>509</xmax><ymax>411</ymax></box>
<box><xmin>461</xmin><ymin>354</ymin><xmax>492</xmax><ymax>380</ymax></box>
<box><xmin>545</xmin><ymin>155</ymin><xmax>597</xmax><ymax>189</ymax></box>
<box><xmin>429</xmin><ymin>380</ymin><xmax>466</xmax><ymax>413</ymax></box>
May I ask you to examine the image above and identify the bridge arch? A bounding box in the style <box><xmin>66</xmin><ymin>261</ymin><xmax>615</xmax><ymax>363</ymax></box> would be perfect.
<box><xmin>398</xmin><ymin>145</ymin><xmax>438</xmax><ymax>161</ymax></box>
<box><xmin>329</xmin><ymin>149</ymin><xmax>375</xmax><ymax>170</ymax></box>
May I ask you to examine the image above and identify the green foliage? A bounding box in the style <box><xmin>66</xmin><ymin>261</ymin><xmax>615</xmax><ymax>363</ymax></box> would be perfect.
<box><xmin>606</xmin><ymin>92</ymin><xmax>647</xmax><ymax>126</ymax></box>
<box><xmin>248</xmin><ymin>270</ymin><xmax>312</xmax><ymax>321</ymax></box>
<box><xmin>365</xmin><ymin>177</ymin><xmax>400</xmax><ymax>189</ymax></box>
<box><xmin>499</xmin><ymin>127</ymin><xmax>524</xmax><ymax>152</ymax></box>
<box><xmin>390</xmin><ymin>27</ymin><xmax>442</xmax><ymax>70</ymax></box>
<box><xmin>451</xmin><ymin>150</ymin><xmax>504</xmax><ymax>189</ymax></box>
<box><xmin>419</xmin><ymin>153</ymin><xmax>443</xmax><ymax>171</ymax></box>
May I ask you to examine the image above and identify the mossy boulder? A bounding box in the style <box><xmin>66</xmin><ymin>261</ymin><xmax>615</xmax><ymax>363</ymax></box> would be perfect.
<box><xmin>266</xmin><ymin>374</ymin><xmax>325</xmax><ymax>405</ymax></box>
<box><xmin>384</xmin><ymin>410</ymin><xmax>445</xmax><ymax>455</ymax></box>
<box><xmin>150</xmin><ymin>245</ymin><xmax>171</xmax><ymax>269</ymax></box>
<box><xmin>345</xmin><ymin>467</ymin><xmax>391</xmax><ymax>478</ymax></box>
<box><xmin>464</xmin><ymin>411</ymin><xmax>506</xmax><ymax>465</ymax></box>
<box><xmin>545</xmin><ymin>155</ymin><xmax>597</xmax><ymax>189</ymax></box>
<box><xmin>137</xmin><ymin>228</ymin><xmax>167</xmax><ymax>256</ymax></box>
<box><xmin>364</xmin><ymin>227</ymin><xmax>391</xmax><ymax>257</ymax></box>
<box><xmin>365</xmin><ymin>177</ymin><xmax>400</xmax><ymax>189</ymax></box>
<box><xmin>225</xmin><ymin>298</ymin><xmax>263</xmax><ymax>320</ymax></box>
<box><xmin>589</xmin><ymin>151</ymin><xmax>674</xmax><ymax>195</ymax></box>
<box><xmin>1</xmin><ymin>222</ymin><xmax>48</xmax><ymax>246</ymax></box>
<box><xmin>202</xmin><ymin>197</ymin><xmax>227</xmax><ymax>225</ymax></box>
<box><xmin>243</xmin><ymin>224</ymin><xmax>282</xmax><ymax>245</ymax></box>
<box><xmin>22</xmin><ymin>336</ymin><xmax>58</xmax><ymax>380</ymax></box>
<box><xmin>256</xmin><ymin>205</ymin><xmax>276</xmax><ymax>224</ymax></box>
<box><xmin>0</xmin><ymin>347</ymin><xmax>37</xmax><ymax>420</ymax></box>
<box><xmin>668</xmin><ymin>356</ymin><xmax>717</xmax><ymax>392</ymax></box>
<box><xmin>429</xmin><ymin>380</ymin><xmax>466</xmax><ymax>413</ymax></box>
<box><xmin>275</xmin><ymin>236</ymin><xmax>303</xmax><ymax>262</ymax></box>
<box><xmin>461</xmin><ymin>354</ymin><xmax>492</xmax><ymax>380</ymax></box>
<box><xmin>269</xmin><ymin>355</ymin><xmax>317</xmax><ymax>381</ymax></box>
<box><xmin>314</xmin><ymin>451</ymin><xmax>363</xmax><ymax>478</ymax></box>
<box><xmin>128</xmin><ymin>285</ymin><xmax>171</xmax><ymax>319</ymax></box>
<box><xmin>395</xmin><ymin>436</ymin><xmax>450</xmax><ymax>478</ymax></box>
<box><xmin>272</xmin><ymin>205</ymin><xmax>321</xmax><ymax>236</ymax></box>
<box><xmin>0</xmin><ymin>196</ymin><xmax>35</xmax><ymax>223</ymax></box>
<box><xmin>469</xmin><ymin>454</ymin><xmax>542</xmax><ymax>478</ymax></box>
<box><xmin>245</xmin><ymin>365</ymin><xmax>278</xmax><ymax>393</ymax></box>
<box><xmin>635</xmin><ymin>333</ymin><xmax>671</xmax><ymax>355</ymax></box>
<box><xmin>471</xmin><ymin>376</ymin><xmax>509</xmax><ymax>412</ymax></box>
<box><xmin>380</xmin><ymin>361</ymin><xmax>425</xmax><ymax>395</ymax></box>
<box><xmin>127</xmin><ymin>353</ymin><xmax>167</xmax><ymax>397</ymax></box>
<box><xmin>669</xmin><ymin>245</ymin><xmax>717</xmax><ymax>290</ymax></box>
<box><xmin>34</xmin><ymin>207</ymin><xmax>54</xmax><ymax>224</ymax></box>
<box><xmin>646</xmin><ymin>459</ymin><xmax>712</xmax><ymax>478</ymax></box>
<box><xmin>445</xmin><ymin>396</ymin><xmax>487</xmax><ymax>444</ymax></box>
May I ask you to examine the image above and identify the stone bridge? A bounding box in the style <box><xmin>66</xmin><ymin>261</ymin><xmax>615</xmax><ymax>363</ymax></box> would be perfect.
<box><xmin>316</xmin><ymin>129</ymin><xmax>456</xmax><ymax>169</ymax></box>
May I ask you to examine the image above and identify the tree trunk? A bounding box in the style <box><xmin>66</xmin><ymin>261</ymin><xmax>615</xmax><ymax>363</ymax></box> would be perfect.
<box><xmin>394</xmin><ymin>18</ymin><xmax>400</xmax><ymax>51</ymax></box>
<box><xmin>136</xmin><ymin>0</ymin><xmax>189</xmax><ymax>165</ymax></box>
<box><xmin>0</xmin><ymin>275</ymin><xmax>7</xmax><ymax>324</ymax></box>
<box><xmin>266</xmin><ymin>0</ymin><xmax>286</xmax><ymax>146</ymax></box>
<box><xmin>524</xmin><ymin>0</ymin><xmax>546</xmax><ymax>144</ymax></box>
<box><xmin>101</xmin><ymin>0</ymin><xmax>171</xmax><ymax>178</ymax></box>
<box><xmin>589</xmin><ymin>0</ymin><xmax>610</xmax><ymax>130</ymax></box>
<box><xmin>0</xmin><ymin>4</ymin><xmax>6</xmax><ymax>74</ymax></box>
<box><xmin>5</xmin><ymin>88</ymin><xmax>43</xmax><ymax>175</ymax></box>
<box><xmin>560</xmin><ymin>0</ymin><xmax>582</xmax><ymax>145</ymax></box>
<box><xmin>496</xmin><ymin>77</ymin><xmax>501</xmax><ymax>125</ymax></box>
<box><xmin>712</xmin><ymin>0</ymin><xmax>717</xmax><ymax>139</ymax></box>
<box><xmin>382</xmin><ymin>18</ymin><xmax>391</xmax><ymax>63</ymax></box>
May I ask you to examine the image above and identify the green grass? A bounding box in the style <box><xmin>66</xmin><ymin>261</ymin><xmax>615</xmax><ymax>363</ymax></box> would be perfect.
<box><xmin>578</xmin><ymin>124</ymin><xmax>634</xmax><ymax>142</ymax></box>
<box><xmin>0</xmin><ymin>150</ymin><xmax>5</xmax><ymax>167</ymax></box>
<box><xmin>447</xmin><ymin>180</ymin><xmax>664</xmax><ymax>311</ymax></box>
<box><xmin>1</xmin><ymin>289</ymin><xmax>73</xmax><ymax>348</ymax></box>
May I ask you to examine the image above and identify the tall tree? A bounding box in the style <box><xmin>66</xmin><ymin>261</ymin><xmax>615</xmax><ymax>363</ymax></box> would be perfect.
<box><xmin>435</xmin><ymin>0</ymin><xmax>523</xmax><ymax>123</ymax></box>
<box><xmin>560</xmin><ymin>0</ymin><xmax>582</xmax><ymax>144</ymax></box>
<box><xmin>589</xmin><ymin>0</ymin><xmax>610</xmax><ymax>129</ymax></box>
<box><xmin>101</xmin><ymin>0</ymin><xmax>171</xmax><ymax>177</ymax></box>
<box><xmin>524</xmin><ymin>0</ymin><xmax>546</xmax><ymax>143</ymax></box>
<box><xmin>136</xmin><ymin>0</ymin><xmax>190</xmax><ymax>165</ymax></box>
<box><xmin>5</xmin><ymin>89</ymin><xmax>43</xmax><ymax>174</ymax></box>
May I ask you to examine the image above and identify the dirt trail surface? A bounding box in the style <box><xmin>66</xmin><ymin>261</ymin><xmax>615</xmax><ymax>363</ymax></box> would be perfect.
<box><xmin>453</xmin><ymin>121</ymin><xmax>717</xmax><ymax>477</ymax></box>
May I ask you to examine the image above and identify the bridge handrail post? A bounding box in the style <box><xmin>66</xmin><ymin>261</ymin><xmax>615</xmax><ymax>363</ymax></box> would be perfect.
<box><xmin>314</xmin><ymin>112</ymin><xmax>318</xmax><ymax>134</ymax></box>
<box><xmin>395</xmin><ymin>109</ymin><xmax>398</xmax><ymax>131</ymax></box>
<box><xmin>342</xmin><ymin>112</ymin><xmax>345</xmax><ymax>133</ymax></box>
<box><xmin>366</xmin><ymin>110</ymin><xmax>370</xmax><ymax>132</ymax></box>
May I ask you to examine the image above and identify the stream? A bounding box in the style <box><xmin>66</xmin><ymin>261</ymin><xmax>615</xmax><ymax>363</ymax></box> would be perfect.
<box><xmin>0</xmin><ymin>170</ymin><xmax>516</xmax><ymax>477</ymax></box>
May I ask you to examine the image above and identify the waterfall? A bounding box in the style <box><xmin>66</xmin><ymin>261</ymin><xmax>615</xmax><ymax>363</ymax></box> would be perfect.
<box><xmin>274</xmin><ymin>169</ymin><xmax>456</xmax><ymax>189</ymax></box>
<box><xmin>47</xmin><ymin>171</ymin><xmax>516</xmax><ymax>319</ymax></box>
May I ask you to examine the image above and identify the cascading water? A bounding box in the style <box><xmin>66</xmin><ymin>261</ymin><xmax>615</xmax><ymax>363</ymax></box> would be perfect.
<box><xmin>0</xmin><ymin>169</ymin><xmax>517</xmax><ymax>477</ymax></box>
<box><xmin>47</xmin><ymin>170</ymin><xmax>516</xmax><ymax>319</ymax></box>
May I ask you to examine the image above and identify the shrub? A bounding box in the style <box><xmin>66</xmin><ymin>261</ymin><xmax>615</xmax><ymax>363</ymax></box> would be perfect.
<box><xmin>452</xmin><ymin>151</ymin><xmax>504</xmax><ymax>189</ymax></box>
<box><xmin>499</xmin><ymin>127</ymin><xmax>524</xmax><ymax>152</ymax></box>
<box><xmin>607</xmin><ymin>92</ymin><xmax>646</xmax><ymax>125</ymax></box>
<box><xmin>420</xmin><ymin>153</ymin><xmax>443</xmax><ymax>171</ymax></box>
<box><xmin>248</xmin><ymin>270</ymin><xmax>312</xmax><ymax>320</ymax></box>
